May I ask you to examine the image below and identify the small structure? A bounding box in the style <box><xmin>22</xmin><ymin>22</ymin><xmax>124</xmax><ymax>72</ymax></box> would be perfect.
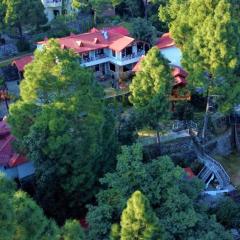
<box><xmin>156</xmin><ymin>33</ymin><xmax>182</xmax><ymax>67</ymax></box>
<box><xmin>12</xmin><ymin>55</ymin><xmax>34</xmax><ymax>79</ymax></box>
<box><xmin>0</xmin><ymin>119</ymin><xmax>34</xmax><ymax>181</ymax></box>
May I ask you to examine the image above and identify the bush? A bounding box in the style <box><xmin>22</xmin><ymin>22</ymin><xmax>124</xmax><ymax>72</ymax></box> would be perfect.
<box><xmin>16</xmin><ymin>39</ymin><xmax>30</xmax><ymax>52</ymax></box>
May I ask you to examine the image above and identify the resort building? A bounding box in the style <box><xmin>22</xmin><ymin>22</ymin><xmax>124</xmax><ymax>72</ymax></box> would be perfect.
<box><xmin>13</xmin><ymin>26</ymin><xmax>149</xmax><ymax>83</ymax></box>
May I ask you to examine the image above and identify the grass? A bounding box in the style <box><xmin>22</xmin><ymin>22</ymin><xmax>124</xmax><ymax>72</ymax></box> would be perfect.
<box><xmin>104</xmin><ymin>87</ymin><xmax>130</xmax><ymax>99</ymax></box>
<box><xmin>214</xmin><ymin>152</ymin><xmax>240</xmax><ymax>187</ymax></box>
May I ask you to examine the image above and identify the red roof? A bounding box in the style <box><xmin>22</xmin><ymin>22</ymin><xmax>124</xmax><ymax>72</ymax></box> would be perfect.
<box><xmin>12</xmin><ymin>55</ymin><xmax>34</xmax><ymax>72</ymax></box>
<box><xmin>13</xmin><ymin>26</ymin><xmax>132</xmax><ymax>72</ymax></box>
<box><xmin>38</xmin><ymin>26</ymin><xmax>134</xmax><ymax>54</ymax></box>
<box><xmin>156</xmin><ymin>33</ymin><xmax>175</xmax><ymax>49</ymax></box>
<box><xmin>0</xmin><ymin>119</ymin><xmax>27</xmax><ymax>168</ymax></box>
<box><xmin>106</xmin><ymin>26</ymin><xmax>129</xmax><ymax>36</ymax></box>
<box><xmin>132</xmin><ymin>57</ymin><xmax>187</xmax><ymax>87</ymax></box>
<box><xmin>184</xmin><ymin>167</ymin><xmax>195</xmax><ymax>179</ymax></box>
<box><xmin>89</xmin><ymin>26</ymin><xmax>129</xmax><ymax>36</ymax></box>
<box><xmin>172</xmin><ymin>67</ymin><xmax>188</xmax><ymax>78</ymax></box>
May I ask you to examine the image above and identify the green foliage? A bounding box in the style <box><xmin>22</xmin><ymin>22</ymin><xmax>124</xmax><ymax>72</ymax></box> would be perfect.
<box><xmin>87</xmin><ymin>144</ymin><xmax>230</xmax><ymax>239</ymax></box>
<box><xmin>160</xmin><ymin>0</ymin><xmax>240</xmax><ymax>112</ymax></box>
<box><xmin>0</xmin><ymin>174</ymin><xmax>60</xmax><ymax>240</ymax></box>
<box><xmin>61</xmin><ymin>220</ymin><xmax>85</xmax><ymax>240</ymax></box>
<box><xmin>8</xmin><ymin>40</ymin><xmax>118</xmax><ymax>223</ymax></box>
<box><xmin>129</xmin><ymin>47</ymin><xmax>172</xmax><ymax>131</ymax></box>
<box><xmin>120</xmin><ymin>190</ymin><xmax>163</xmax><ymax>240</ymax></box>
<box><xmin>2</xmin><ymin>0</ymin><xmax>47</xmax><ymax>36</ymax></box>
<box><xmin>16</xmin><ymin>39</ymin><xmax>30</xmax><ymax>52</ymax></box>
<box><xmin>212</xmin><ymin>197</ymin><xmax>240</xmax><ymax>229</ymax></box>
<box><xmin>110</xmin><ymin>224</ymin><xmax>120</xmax><ymax>240</ymax></box>
<box><xmin>127</xmin><ymin>17</ymin><xmax>157</xmax><ymax>45</ymax></box>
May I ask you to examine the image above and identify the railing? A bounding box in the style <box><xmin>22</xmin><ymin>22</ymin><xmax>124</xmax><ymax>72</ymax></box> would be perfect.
<box><xmin>80</xmin><ymin>54</ymin><xmax>108</xmax><ymax>64</ymax></box>
<box><xmin>121</xmin><ymin>51</ymin><xmax>145</xmax><ymax>61</ymax></box>
<box><xmin>190</xmin><ymin>130</ymin><xmax>230</xmax><ymax>188</ymax></box>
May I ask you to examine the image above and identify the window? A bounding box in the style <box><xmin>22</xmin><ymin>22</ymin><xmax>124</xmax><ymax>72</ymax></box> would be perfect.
<box><xmin>110</xmin><ymin>63</ymin><xmax>115</xmax><ymax>72</ymax></box>
<box><xmin>123</xmin><ymin>63</ymin><xmax>132</xmax><ymax>72</ymax></box>
<box><xmin>126</xmin><ymin>46</ymin><xmax>132</xmax><ymax>55</ymax></box>
<box><xmin>96</xmin><ymin>49</ymin><xmax>104</xmax><ymax>55</ymax></box>
<box><xmin>95</xmin><ymin>65</ymin><xmax>100</xmax><ymax>71</ymax></box>
<box><xmin>137</xmin><ymin>42</ymin><xmax>143</xmax><ymax>51</ymax></box>
<box><xmin>112</xmin><ymin>50</ymin><xmax>116</xmax><ymax>57</ymax></box>
<box><xmin>82</xmin><ymin>53</ymin><xmax>89</xmax><ymax>61</ymax></box>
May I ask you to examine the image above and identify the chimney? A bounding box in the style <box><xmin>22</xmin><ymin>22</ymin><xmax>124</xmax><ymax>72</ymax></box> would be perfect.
<box><xmin>101</xmin><ymin>30</ymin><xmax>109</xmax><ymax>40</ymax></box>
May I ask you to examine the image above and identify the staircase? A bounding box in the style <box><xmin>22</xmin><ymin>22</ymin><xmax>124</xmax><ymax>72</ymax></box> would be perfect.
<box><xmin>190</xmin><ymin>129</ymin><xmax>230</xmax><ymax>189</ymax></box>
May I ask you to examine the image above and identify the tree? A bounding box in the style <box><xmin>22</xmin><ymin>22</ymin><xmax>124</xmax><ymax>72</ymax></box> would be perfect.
<box><xmin>160</xmin><ymin>0</ymin><xmax>240</xmax><ymax>139</ymax></box>
<box><xmin>87</xmin><ymin>144</ymin><xmax>231</xmax><ymax>239</ymax></box>
<box><xmin>128</xmin><ymin>17</ymin><xmax>157</xmax><ymax>45</ymax></box>
<box><xmin>61</xmin><ymin>220</ymin><xmax>85</xmax><ymax>240</ymax></box>
<box><xmin>120</xmin><ymin>191</ymin><xmax>163</xmax><ymax>240</ymax></box>
<box><xmin>0</xmin><ymin>173</ymin><xmax>60</xmax><ymax>240</ymax></box>
<box><xmin>0</xmin><ymin>174</ymin><xmax>88</xmax><ymax>240</ymax></box>
<box><xmin>8</xmin><ymin>40</ymin><xmax>118</xmax><ymax>223</ymax></box>
<box><xmin>129</xmin><ymin>47</ymin><xmax>172</xmax><ymax>152</ymax></box>
<box><xmin>2</xmin><ymin>0</ymin><xmax>47</xmax><ymax>37</ymax></box>
<box><xmin>212</xmin><ymin>197</ymin><xmax>240</xmax><ymax>229</ymax></box>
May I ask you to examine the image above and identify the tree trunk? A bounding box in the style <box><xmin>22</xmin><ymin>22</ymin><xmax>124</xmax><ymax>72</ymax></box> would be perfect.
<box><xmin>143</xmin><ymin>0</ymin><xmax>147</xmax><ymax>19</ymax></box>
<box><xmin>17</xmin><ymin>22</ymin><xmax>23</xmax><ymax>39</ymax></box>
<box><xmin>156</xmin><ymin>128</ymin><xmax>161</xmax><ymax>154</ymax></box>
<box><xmin>202</xmin><ymin>94</ymin><xmax>210</xmax><ymax>141</ymax></box>
<box><xmin>93</xmin><ymin>10</ymin><xmax>97</xmax><ymax>25</ymax></box>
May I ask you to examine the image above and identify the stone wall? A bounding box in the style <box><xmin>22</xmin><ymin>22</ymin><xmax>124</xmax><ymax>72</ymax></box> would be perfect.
<box><xmin>144</xmin><ymin>136</ymin><xmax>196</xmax><ymax>161</ymax></box>
<box><xmin>204</xmin><ymin>129</ymin><xmax>233</xmax><ymax>156</ymax></box>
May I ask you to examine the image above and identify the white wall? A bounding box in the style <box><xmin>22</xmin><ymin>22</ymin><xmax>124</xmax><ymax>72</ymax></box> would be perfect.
<box><xmin>160</xmin><ymin>46</ymin><xmax>182</xmax><ymax>67</ymax></box>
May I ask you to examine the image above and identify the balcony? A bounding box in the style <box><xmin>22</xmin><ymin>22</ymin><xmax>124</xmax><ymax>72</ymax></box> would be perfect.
<box><xmin>80</xmin><ymin>54</ymin><xmax>109</xmax><ymax>67</ymax></box>
<box><xmin>121</xmin><ymin>50</ymin><xmax>145</xmax><ymax>61</ymax></box>
<box><xmin>111</xmin><ymin>50</ymin><xmax>145</xmax><ymax>66</ymax></box>
<box><xmin>43</xmin><ymin>0</ymin><xmax>62</xmax><ymax>8</ymax></box>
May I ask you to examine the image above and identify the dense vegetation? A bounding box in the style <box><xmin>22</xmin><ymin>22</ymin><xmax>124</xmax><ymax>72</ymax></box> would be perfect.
<box><xmin>0</xmin><ymin>0</ymin><xmax>240</xmax><ymax>239</ymax></box>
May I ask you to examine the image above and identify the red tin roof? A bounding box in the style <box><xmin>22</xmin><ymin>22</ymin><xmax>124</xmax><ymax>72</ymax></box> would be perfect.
<box><xmin>156</xmin><ymin>33</ymin><xmax>175</xmax><ymax>49</ymax></box>
<box><xmin>12</xmin><ymin>55</ymin><xmax>34</xmax><ymax>72</ymax></box>
<box><xmin>132</xmin><ymin>57</ymin><xmax>187</xmax><ymax>87</ymax></box>
<box><xmin>0</xmin><ymin>120</ymin><xmax>27</xmax><ymax>168</ymax></box>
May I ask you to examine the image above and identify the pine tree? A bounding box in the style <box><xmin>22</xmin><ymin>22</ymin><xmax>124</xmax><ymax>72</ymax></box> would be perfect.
<box><xmin>120</xmin><ymin>190</ymin><xmax>163</xmax><ymax>240</ymax></box>
<box><xmin>129</xmin><ymin>47</ymin><xmax>172</xmax><ymax>151</ymax></box>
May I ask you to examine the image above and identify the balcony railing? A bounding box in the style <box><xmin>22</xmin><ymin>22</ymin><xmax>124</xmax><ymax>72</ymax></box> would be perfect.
<box><xmin>81</xmin><ymin>54</ymin><xmax>108</xmax><ymax>64</ymax></box>
<box><xmin>121</xmin><ymin>50</ymin><xmax>145</xmax><ymax>61</ymax></box>
<box><xmin>44</xmin><ymin>0</ymin><xmax>62</xmax><ymax>7</ymax></box>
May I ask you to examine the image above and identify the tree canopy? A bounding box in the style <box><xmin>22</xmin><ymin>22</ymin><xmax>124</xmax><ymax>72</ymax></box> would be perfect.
<box><xmin>87</xmin><ymin>144</ymin><xmax>231</xmax><ymax>239</ymax></box>
<box><xmin>119</xmin><ymin>190</ymin><xmax>164</xmax><ymax>240</ymax></box>
<box><xmin>2</xmin><ymin>0</ymin><xmax>47</xmax><ymax>36</ymax></box>
<box><xmin>160</xmin><ymin>0</ymin><xmax>240</xmax><ymax>112</ymax></box>
<box><xmin>0</xmin><ymin>174</ymin><xmax>86</xmax><ymax>240</ymax></box>
<box><xmin>8</xmin><ymin>40</ymin><xmax>118</xmax><ymax>223</ymax></box>
<box><xmin>129</xmin><ymin>47</ymin><xmax>172</xmax><ymax>148</ymax></box>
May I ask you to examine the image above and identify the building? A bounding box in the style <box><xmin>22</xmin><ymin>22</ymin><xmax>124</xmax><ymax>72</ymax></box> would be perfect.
<box><xmin>0</xmin><ymin>119</ymin><xmax>34</xmax><ymax>181</ymax></box>
<box><xmin>156</xmin><ymin>32</ymin><xmax>182</xmax><ymax>67</ymax></box>
<box><xmin>41</xmin><ymin>0</ymin><xmax>72</xmax><ymax>22</ymax></box>
<box><xmin>13</xmin><ymin>26</ymin><xmax>149</xmax><ymax>83</ymax></box>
